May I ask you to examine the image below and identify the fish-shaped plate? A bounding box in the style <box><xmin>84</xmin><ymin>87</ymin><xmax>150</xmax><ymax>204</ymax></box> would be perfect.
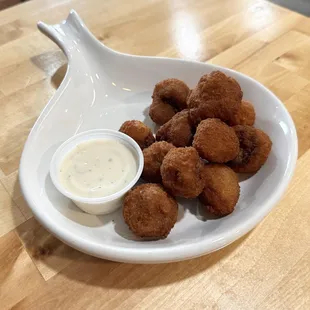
<box><xmin>19</xmin><ymin>10</ymin><xmax>297</xmax><ymax>263</ymax></box>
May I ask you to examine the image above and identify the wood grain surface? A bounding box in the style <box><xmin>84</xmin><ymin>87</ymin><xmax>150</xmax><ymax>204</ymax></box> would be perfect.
<box><xmin>1</xmin><ymin>0</ymin><xmax>310</xmax><ymax>309</ymax></box>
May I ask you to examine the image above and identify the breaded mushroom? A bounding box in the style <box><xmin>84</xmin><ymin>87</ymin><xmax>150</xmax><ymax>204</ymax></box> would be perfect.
<box><xmin>123</xmin><ymin>184</ymin><xmax>178</xmax><ymax>239</ymax></box>
<box><xmin>228</xmin><ymin>125</ymin><xmax>272</xmax><ymax>173</ymax></box>
<box><xmin>161</xmin><ymin>147</ymin><xmax>204</xmax><ymax>198</ymax></box>
<box><xmin>187</xmin><ymin>71</ymin><xmax>242</xmax><ymax>122</ymax></box>
<box><xmin>199</xmin><ymin>164</ymin><xmax>240</xmax><ymax>217</ymax></box>
<box><xmin>142</xmin><ymin>141</ymin><xmax>175</xmax><ymax>183</ymax></box>
<box><xmin>156</xmin><ymin>110</ymin><xmax>193</xmax><ymax>147</ymax></box>
<box><xmin>228</xmin><ymin>100</ymin><xmax>256</xmax><ymax>126</ymax></box>
<box><xmin>193</xmin><ymin>119</ymin><xmax>240</xmax><ymax>163</ymax></box>
<box><xmin>119</xmin><ymin>120</ymin><xmax>155</xmax><ymax>149</ymax></box>
<box><xmin>149</xmin><ymin>78</ymin><xmax>190</xmax><ymax>125</ymax></box>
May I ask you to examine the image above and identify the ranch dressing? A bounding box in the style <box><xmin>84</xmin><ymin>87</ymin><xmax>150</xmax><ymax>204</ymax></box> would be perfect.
<box><xmin>59</xmin><ymin>139</ymin><xmax>137</xmax><ymax>198</ymax></box>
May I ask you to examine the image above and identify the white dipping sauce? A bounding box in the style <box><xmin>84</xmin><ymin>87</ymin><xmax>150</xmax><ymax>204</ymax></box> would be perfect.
<box><xmin>59</xmin><ymin>139</ymin><xmax>138</xmax><ymax>198</ymax></box>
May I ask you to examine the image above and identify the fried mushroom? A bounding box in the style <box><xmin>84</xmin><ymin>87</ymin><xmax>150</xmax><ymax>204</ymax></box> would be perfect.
<box><xmin>123</xmin><ymin>184</ymin><xmax>178</xmax><ymax>239</ymax></box>
<box><xmin>161</xmin><ymin>147</ymin><xmax>204</xmax><ymax>198</ymax></box>
<box><xmin>228</xmin><ymin>125</ymin><xmax>272</xmax><ymax>173</ymax></box>
<box><xmin>193</xmin><ymin>118</ymin><xmax>239</xmax><ymax>163</ymax></box>
<box><xmin>149</xmin><ymin>78</ymin><xmax>190</xmax><ymax>125</ymax></box>
<box><xmin>119</xmin><ymin>120</ymin><xmax>155</xmax><ymax>149</ymax></box>
<box><xmin>199</xmin><ymin>164</ymin><xmax>240</xmax><ymax>217</ymax></box>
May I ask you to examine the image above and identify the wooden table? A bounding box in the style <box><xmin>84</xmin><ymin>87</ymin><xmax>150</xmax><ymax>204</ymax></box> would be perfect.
<box><xmin>1</xmin><ymin>0</ymin><xmax>310</xmax><ymax>309</ymax></box>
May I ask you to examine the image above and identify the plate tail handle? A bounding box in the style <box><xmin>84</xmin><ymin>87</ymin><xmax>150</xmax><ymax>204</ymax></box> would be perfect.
<box><xmin>37</xmin><ymin>10</ymin><xmax>100</xmax><ymax>60</ymax></box>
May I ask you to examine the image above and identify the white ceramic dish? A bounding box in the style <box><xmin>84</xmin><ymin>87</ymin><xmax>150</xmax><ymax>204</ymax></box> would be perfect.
<box><xmin>19</xmin><ymin>10</ymin><xmax>297</xmax><ymax>263</ymax></box>
<box><xmin>49</xmin><ymin>129</ymin><xmax>143</xmax><ymax>215</ymax></box>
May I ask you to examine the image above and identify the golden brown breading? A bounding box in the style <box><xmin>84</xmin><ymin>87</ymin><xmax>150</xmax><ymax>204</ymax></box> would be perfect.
<box><xmin>188</xmin><ymin>71</ymin><xmax>242</xmax><ymax>122</ymax></box>
<box><xmin>188</xmin><ymin>71</ymin><xmax>242</xmax><ymax>108</ymax></box>
<box><xmin>228</xmin><ymin>125</ymin><xmax>272</xmax><ymax>173</ymax></box>
<box><xmin>160</xmin><ymin>147</ymin><xmax>204</xmax><ymax>198</ymax></box>
<box><xmin>149</xmin><ymin>100</ymin><xmax>176</xmax><ymax>126</ymax></box>
<box><xmin>123</xmin><ymin>184</ymin><xmax>178</xmax><ymax>239</ymax></box>
<box><xmin>149</xmin><ymin>78</ymin><xmax>190</xmax><ymax>125</ymax></box>
<box><xmin>119</xmin><ymin>120</ymin><xmax>155</xmax><ymax>149</ymax></box>
<box><xmin>142</xmin><ymin>141</ymin><xmax>175</xmax><ymax>183</ymax></box>
<box><xmin>188</xmin><ymin>102</ymin><xmax>220</xmax><ymax>127</ymax></box>
<box><xmin>228</xmin><ymin>100</ymin><xmax>256</xmax><ymax>126</ymax></box>
<box><xmin>193</xmin><ymin>119</ymin><xmax>240</xmax><ymax>163</ymax></box>
<box><xmin>156</xmin><ymin>110</ymin><xmax>193</xmax><ymax>147</ymax></box>
<box><xmin>199</xmin><ymin>164</ymin><xmax>240</xmax><ymax>217</ymax></box>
